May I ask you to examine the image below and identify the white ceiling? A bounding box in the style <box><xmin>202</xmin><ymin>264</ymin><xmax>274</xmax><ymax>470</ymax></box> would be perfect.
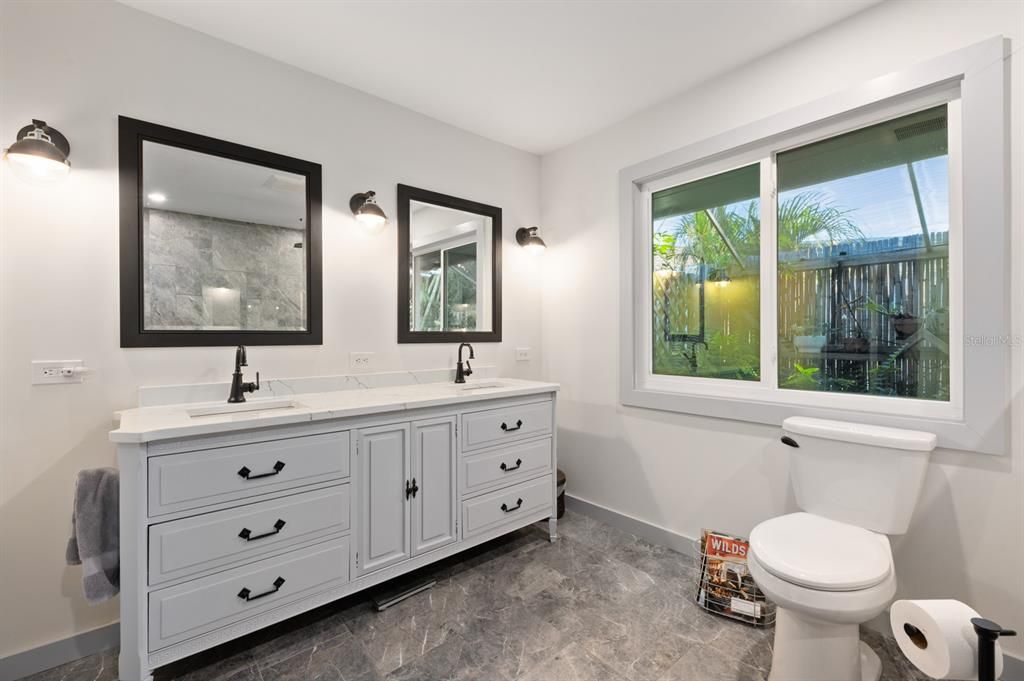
<box><xmin>120</xmin><ymin>0</ymin><xmax>881</xmax><ymax>155</ymax></box>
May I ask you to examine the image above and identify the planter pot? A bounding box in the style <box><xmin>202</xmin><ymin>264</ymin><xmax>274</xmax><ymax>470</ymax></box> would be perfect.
<box><xmin>893</xmin><ymin>316</ymin><xmax>922</xmax><ymax>339</ymax></box>
<box><xmin>794</xmin><ymin>335</ymin><xmax>827</xmax><ymax>353</ymax></box>
<box><xmin>842</xmin><ymin>337</ymin><xmax>870</xmax><ymax>353</ymax></box>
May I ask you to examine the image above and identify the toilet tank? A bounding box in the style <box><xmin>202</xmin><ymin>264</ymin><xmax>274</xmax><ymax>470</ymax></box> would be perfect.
<box><xmin>782</xmin><ymin>417</ymin><xmax>937</xmax><ymax>535</ymax></box>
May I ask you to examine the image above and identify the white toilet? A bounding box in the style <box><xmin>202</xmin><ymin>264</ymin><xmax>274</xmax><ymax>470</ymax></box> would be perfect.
<box><xmin>748</xmin><ymin>417</ymin><xmax>937</xmax><ymax>681</ymax></box>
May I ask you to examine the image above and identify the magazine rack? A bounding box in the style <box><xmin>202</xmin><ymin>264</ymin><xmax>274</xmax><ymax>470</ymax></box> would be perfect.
<box><xmin>693</xmin><ymin>538</ymin><xmax>777</xmax><ymax>627</ymax></box>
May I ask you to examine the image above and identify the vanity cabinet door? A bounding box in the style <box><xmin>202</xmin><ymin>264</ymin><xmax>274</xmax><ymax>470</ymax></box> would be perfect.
<box><xmin>356</xmin><ymin>425</ymin><xmax>411</xmax><ymax>575</ymax></box>
<box><xmin>411</xmin><ymin>418</ymin><xmax>457</xmax><ymax>556</ymax></box>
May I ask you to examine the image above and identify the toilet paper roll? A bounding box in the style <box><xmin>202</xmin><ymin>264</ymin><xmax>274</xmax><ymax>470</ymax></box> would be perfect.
<box><xmin>890</xmin><ymin>599</ymin><xmax>1003</xmax><ymax>680</ymax></box>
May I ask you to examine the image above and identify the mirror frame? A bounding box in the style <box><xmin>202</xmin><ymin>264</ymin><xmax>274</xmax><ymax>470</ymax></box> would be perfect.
<box><xmin>118</xmin><ymin>116</ymin><xmax>323</xmax><ymax>347</ymax></box>
<box><xmin>397</xmin><ymin>184</ymin><xmax>502</xmax><ymax>343</ymax></box>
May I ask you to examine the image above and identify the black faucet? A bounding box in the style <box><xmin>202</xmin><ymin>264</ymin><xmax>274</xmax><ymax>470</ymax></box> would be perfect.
<box><xmin>455</xmin><ymin>343</ymin><xmax>475</xmax><ymax>384</ymax></box>
<box><xmin>228</xmin><ymin>345</ymin><xmax>260</xmax><ymax>403</ymax></box>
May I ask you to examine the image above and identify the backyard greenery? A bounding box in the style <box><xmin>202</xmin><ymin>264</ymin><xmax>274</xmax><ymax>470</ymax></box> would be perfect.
<box><xmin>652</xmin><ymin>192</ymin><xmax>950</xmax><ymax>399</ymax></box>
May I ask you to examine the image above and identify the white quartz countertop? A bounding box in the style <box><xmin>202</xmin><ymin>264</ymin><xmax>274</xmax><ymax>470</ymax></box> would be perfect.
<box><xmin>110</xmin><ymin>378</ymin><xmax>559</xmax><ymax>444</ymax></box>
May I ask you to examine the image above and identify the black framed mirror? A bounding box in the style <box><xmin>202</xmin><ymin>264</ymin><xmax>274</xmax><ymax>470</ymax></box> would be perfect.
<box><xmin>118</xmin><ymin>117</ymin><xmax>322</xmax><ymax>347</ymax></box>
<box><xmin>397</xmin><ymin>184</ymin><xmax>502</xmax><ymax>343</ymax></box>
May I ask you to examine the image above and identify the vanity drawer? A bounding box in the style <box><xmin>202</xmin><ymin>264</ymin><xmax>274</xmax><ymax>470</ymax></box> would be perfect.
<box><xmin>148</xmin><ymin>431</ymin><xmax>350</xmax><ymax>516</ymax></box>
<box><xmin>461</xmin><ymin>400</ymin><xmax>553</xmax><ymax>451</ymax></box>
<box><xmin>462</xmin><ymin>475</ymin><xmax>552</xmax><ymax>539</ymax></box>
<box><xmin>149</xmin><ymin>537</ymin><xmax>350</xmax><ymax>651</ymax></box>
<box><xmin>149</xmin><ymin>485</ymin><xmax>350</xmax><ymax>586</ymax></box>
<box><xmin>462</xmin><ymin>438</ymin><xmax>552</xmax><ymax>495</ymax></box>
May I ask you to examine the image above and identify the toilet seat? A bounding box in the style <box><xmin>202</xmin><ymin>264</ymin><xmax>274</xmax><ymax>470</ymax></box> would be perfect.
<box><xmin>748</xmin><ymin>549</ymin><xmax>896</xmax><ymax>626</ymax></box>
<box><xmin>750</xmin><ymin>513</ymin><xmax>892</xmax><ymax>592</ymax></box>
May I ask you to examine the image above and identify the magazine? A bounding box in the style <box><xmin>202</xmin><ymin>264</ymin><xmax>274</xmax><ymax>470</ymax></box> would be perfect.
<box><xmin>695</xmin><ymin>529</ymin><xmax>770</xmax><ymax>625</ymax></box>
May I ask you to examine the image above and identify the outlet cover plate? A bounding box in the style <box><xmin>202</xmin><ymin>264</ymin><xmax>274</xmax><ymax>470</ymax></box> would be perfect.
<box><xmin>32</xmin><ymin>360</ymin><xmax>84</xmax><ymax>385</ymax></box>
<box><xmin>515</xmin><ymin>347</ymin><xmax>531</xmax><ymax>361</ymax></box>
<box><xmin>350</xmin><ymin>352</ymin><xmax>374</xmax><ymax>371</ymax></box>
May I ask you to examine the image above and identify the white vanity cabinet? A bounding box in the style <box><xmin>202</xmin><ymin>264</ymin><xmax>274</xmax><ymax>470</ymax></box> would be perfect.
<box><xmin>113</xmin><ymin>386</ymin><xmax>557</xmax><ymax>681</ymax></box>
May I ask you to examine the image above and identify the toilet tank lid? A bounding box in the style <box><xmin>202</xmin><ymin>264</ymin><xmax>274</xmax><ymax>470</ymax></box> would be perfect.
<box><xmin>782</xmin><ymin>417</ymin><xmax>937</xmax><ymax>451</ymax></box>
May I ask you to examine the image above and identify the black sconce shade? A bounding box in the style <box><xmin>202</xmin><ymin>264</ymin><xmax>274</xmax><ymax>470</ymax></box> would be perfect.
<box><xmin>350</xmin><ymin>190</ymin><xmax>387</xmax><ymax>228</ymax></box>
<box><xmin>515</xmin><ymin>226</ymin><xmax>547</xmax><ymax>254</ymax></box>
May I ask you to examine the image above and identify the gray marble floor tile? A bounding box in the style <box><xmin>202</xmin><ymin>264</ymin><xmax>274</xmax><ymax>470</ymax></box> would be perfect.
<box><xmin>517</xmin><ymin>641</ymin><xmax>622</xmax><ymax>681</ymax></box>
<box><xmin>349</xmin><ymin>612</ymin><xmax>459</xmax><ymax>675</ymax></box>
<box><xmin>607</xmin><ymin>532</ymin><xmax>698</xmax><ymax>586</ymax></box>
<box><xmin>658</xmin><ymin>642</ymin><xmax>767</xmax><ymax>681</ymax></box>
<box><xmin>457</xmin><ymin>601</ymin><xmax>572</xmax><ymax>680</ymax></box>
<box><xmin>382</xmin><ymin>633</ymin><xmax>502</xmax><ymax>681</ymax></box>
<box><xmin>554</xmin><ymin>511</ymin><xmax>635</xmax><ymax>554</ymax></box>
<box><xmin>569</xmin><ymin>595</ymin><xmax>699</xmax><ymax>681</ymax></box>
<box><xmin>344</xmin><ymin>579</ymin><xmax>477</xmax><ymax>676</ymax></box>
<box><xmin>705</xmin><ymin>620</ymin><xmax>774</xmax><ymax>673</ymax></box>
<box><xmin>258</xmin><ymin>631</ymin><xmax>382</xmax><ymax>681</ymax></box>
<box><xmin>534</xmin><ymin>540</ymin><xmax>658</xmax><ymax>605</ymax></box>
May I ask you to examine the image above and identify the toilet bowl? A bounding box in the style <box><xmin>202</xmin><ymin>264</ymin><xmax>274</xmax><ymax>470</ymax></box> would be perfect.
<box><xmin>749</xmin><ymin>513</ymin><xmax>897</xmax><ymax>681</ymax></box>
<box><xmin>752</xmin><ymin>418</ymin><xmax>937</xmax><ymax>681</ymax></box>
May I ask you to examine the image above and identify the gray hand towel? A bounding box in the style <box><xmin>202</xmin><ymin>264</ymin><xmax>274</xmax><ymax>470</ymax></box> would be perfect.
<box><xmin>66</xmin><ymin>467</ymin><xmax>120</xmax><ymax>603</ymax></box>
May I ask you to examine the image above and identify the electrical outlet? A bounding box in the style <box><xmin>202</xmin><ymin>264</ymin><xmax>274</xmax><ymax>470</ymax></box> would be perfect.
<box><xmin>516</xmin><ymin>347</ymin><xmax>532</xmax><ymax>361</ymax></box>
<box><xmin>32</xmin><ymin>360</ymin><xmax>85</xmax><ymax>385</ymax></box>
<box><xmin>350</xmin><ymin>352</ymin><xmax>374</xmax><ymax>371</ymax></box>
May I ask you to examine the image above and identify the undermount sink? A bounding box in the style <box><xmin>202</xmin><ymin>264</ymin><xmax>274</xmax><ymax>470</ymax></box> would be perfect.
<box><xmin>186</xmin><ymin>399</ymin><xmax>304</xmax><ymax>418</ymax></box>
<box><xmin>457</xmin><ymin>380</ymin><xmax>507</xmax><ymax>392</ymax></box>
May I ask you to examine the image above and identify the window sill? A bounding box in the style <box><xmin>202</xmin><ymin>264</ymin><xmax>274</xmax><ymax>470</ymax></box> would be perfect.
<box><xmin>620</xmin><ymin>381</ymin><xmax>1003</xmax><ymax>455</ymax></box>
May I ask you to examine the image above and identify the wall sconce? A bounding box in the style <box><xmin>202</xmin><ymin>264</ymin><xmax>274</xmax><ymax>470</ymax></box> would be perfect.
<box><xmin>3</xmin><ymin>119</ymin><xmax>71</xmax><ymax>182</ymax></box>
<box><xmin>350</xmin><ymin>190</ymin><xmax>387</xmax><ymax>229</ymax></box>
<box><xmin>515</xmin><ymin>226</ymin><xmax>547</xmax><ymax>255</ymax></box>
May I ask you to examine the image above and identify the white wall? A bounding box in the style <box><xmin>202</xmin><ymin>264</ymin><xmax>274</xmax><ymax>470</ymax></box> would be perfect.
<box><xmin>0</xmin><ymin>0</ymin><xmax>542</xmax><ymax>658</ymax></box>
<box><xmin>541</xmin><ymin>0</ymin><xmax>1024</xmax><ymax>659</ymax></box>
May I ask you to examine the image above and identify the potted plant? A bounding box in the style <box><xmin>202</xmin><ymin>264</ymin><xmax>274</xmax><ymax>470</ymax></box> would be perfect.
<box><xmin>842</xmin><ymin>334</ymin><xmax>870</xmax><ymax>353</ymax></box>
<box><xmin>892</xmin><ymin>314</ymin><xmax>922</xmax><ymax>339</ymax></box>
<box><xmin>865</xmin><ymin>299</ymin><xmax>921</xmax><ymax>340</ymax></box>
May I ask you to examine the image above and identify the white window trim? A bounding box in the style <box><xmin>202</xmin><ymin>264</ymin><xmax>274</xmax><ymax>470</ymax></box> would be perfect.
<box><xmin>619</xmin><ymin>37</ymin><xmax>1010</xmax><ymax>455</ymax></box>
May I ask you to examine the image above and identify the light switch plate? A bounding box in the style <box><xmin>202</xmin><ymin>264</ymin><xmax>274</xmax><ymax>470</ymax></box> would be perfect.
<box><xmin>350</xmin><ymin>352</ymin><xmax>374</xmax><ymax>371</ymax></box>
<box><xmin>515</xmin><ymin>347</ymin><xmax>532</xmax><ymax>361</ymax></box>
<box><xmin>32</xmin><ymin>360</ymin><xmax>85</xmax><ymax>385</ymax></box>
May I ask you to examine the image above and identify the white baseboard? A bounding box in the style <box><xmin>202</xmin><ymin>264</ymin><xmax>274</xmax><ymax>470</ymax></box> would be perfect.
<box><xmin>564</xmin><ymin>494</ymin><xmax>1024</xmax><ymax>681</ymax></box>
<box><xmin>0</xmin><ymin>622</ymin><xmax>119</xmax><ymax>681</ymax></box>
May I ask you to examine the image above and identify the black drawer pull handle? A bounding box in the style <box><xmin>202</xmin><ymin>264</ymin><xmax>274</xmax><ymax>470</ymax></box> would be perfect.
<box><xmin>500</xmin><ymin>458</ymin><xmax>523</xmax><ymax>472</ymax></box>
<box><xmin>501</xmin><ymin>498</ymin><xmax>524</xmax><ymax>513</ymax></box>
<box><xmin>501</xmin><ymin>419</ymin><xmax>523</xmax><ymax>432</ymax></box>
<box><xmin>237</xmin><ymin>576</ymin><xmax>285</xmax><ymax>602</ymax></box>
<box><xmin>238</xmin><ymin>461</ymin><xmax>286</xmax><ymax>480</ymax></box>
<box><xmin>239</xmin><ymin>519</ymin><xmax>286</xmax><ymax>542</ymax></box>
<box><xmin>405</xmin><ymin>478</ymin><xmax>419</xmax><ymax>499</ymax></box>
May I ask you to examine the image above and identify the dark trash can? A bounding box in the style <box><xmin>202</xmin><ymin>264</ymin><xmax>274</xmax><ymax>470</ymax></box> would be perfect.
<box><xmin>556</xmin><ymin>469</ymin><xmax>566</xmax><ymax>519</ymax></box>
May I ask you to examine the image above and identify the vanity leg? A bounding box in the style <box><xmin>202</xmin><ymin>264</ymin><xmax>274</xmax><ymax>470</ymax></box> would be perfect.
<box><xmin>117</xmin><ymin>651</ymin><xmax>152</xmax><ymax>681</ymax></box>
<box><xmin>118</xmin><ymin>445</ymin><xmax>152</xmax><ymax>681</ymax></box>
<box><xmin>548</xmin><ymin>516</ymin><xmax>558</xmax><ymax>542</ymax></box>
